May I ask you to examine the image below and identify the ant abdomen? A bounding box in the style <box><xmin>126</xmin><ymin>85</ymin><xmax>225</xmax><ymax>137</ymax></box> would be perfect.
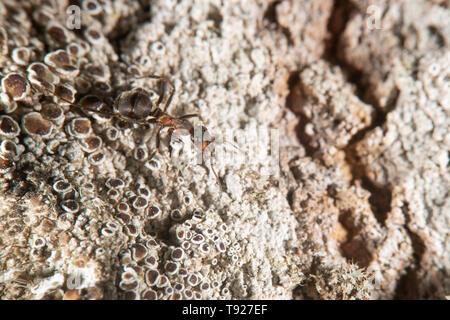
<box><xmin>114</xmin><ymin>88</ymin><xmax>157</xmax><ymax>121</ymax></box>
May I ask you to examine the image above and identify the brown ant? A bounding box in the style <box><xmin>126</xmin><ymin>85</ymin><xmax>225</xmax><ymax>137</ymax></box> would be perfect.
<box><xmin>111</xmin><ymin>75</ymin><xmax>215</xmax><ymax>158</ymax></box>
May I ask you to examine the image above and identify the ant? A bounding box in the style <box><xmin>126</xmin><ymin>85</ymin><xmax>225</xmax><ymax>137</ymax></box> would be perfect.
<box><xmin>30</xmin><ymin>71</ymin><xmax>223</xmax><ymax>186</ymax></box>
<box><xmin>110</xmin><ymin>75</ymin><xmax>215</xmax><ymax>159</ymax></box>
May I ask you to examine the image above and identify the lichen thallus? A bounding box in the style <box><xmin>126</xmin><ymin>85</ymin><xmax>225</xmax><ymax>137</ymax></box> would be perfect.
<box><xmin>32</xmin><ymin>73</ymin><xmax>227</xmax><ymax>187</ymax></box>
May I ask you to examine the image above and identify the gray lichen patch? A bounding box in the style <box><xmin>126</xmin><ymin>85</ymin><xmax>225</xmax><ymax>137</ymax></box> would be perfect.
<box><xmin>336</xmin><ymin>0</ymin><xmax>450</xmax><ymax>299</ymax></box>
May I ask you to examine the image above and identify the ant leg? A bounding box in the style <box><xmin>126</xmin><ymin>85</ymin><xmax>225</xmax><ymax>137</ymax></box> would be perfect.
<box><xmin>148</xmin><ymin>149</ymin><xmax>157</xmax><ymax>160</ymax></box>
<box><xmin>160</xmin><ymin>78</ymin><xmax>175</xmax><ymax>113</ymax></box>
<box><xmin>210</xmin><ymin>156</ymin><xmax>222</xmax><ymax>192</ymax></box>
<box><xmin>167</xmin><ymin>127</ymin><xmax>175</xmax><ymax>159</ymax></box>
<box><xmin>142</xmin><ymin>75</ymin><xmax>175</xmax><ymax>113</ymax></box>
<box><xmin>128</xmin><ymin>73</ymin><xmax>175</xmax><ymax>113</ymax></box>
<box><xmin>155</xmin><ymin>125</ymin><xmax>163</xmax><ymax>151</ymax></box>
<box><xmin>149</xmin><ymin>125</ymin><xmax>162</xmax><ymax>160</ymax></box>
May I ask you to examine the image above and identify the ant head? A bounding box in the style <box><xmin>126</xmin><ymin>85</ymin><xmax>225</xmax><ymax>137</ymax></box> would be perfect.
<box><xmin>114</xmin><ymin>88</ymin><xmax>158</xmax><ymax>121</ymax></box>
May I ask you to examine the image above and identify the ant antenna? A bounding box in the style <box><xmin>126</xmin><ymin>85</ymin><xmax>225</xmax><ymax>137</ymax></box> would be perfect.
<box><xmin>209</xmin><ymin>151</ymin><xmax>223</xmax><ymax>193</ymax></box>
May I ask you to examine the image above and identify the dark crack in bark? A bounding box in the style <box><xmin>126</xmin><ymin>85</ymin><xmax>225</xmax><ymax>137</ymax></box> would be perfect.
<box><xmin>323</xmin><ymin>0</ymin><xmax>400</xmax><ymax>226</ymax></box>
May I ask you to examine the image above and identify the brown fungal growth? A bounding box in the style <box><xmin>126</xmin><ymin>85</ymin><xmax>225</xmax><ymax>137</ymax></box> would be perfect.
<box><xmin>157</xmin><ymin>275</ymin><xmax>169</xmax><ymax>288</ymax></box>
<box><xmin>183</xmin><ymin>289</ymin><xmax>193</xmax><ymax>299</ymax></box>
<box><xmin>55</xmin><ymin>83</ymin><xmax>76</xmax><ymax>103</ymax></box>
<box><xmin>93</xmin><ymin>81</ymin><xmax>112</xmax><ymax>93</ymax></box>
<box><xmin>67</xmin><ymin>40</ymin><xmax>90</xmax><ymax>58</ymax></box>
<box><xmin>62</xmin><ymin>189</ymin><xmax>76</xmax><ymax>200</ymax></box>
<box><xmin>27</xmin><ymin>62</ymin><xmax>59</xmax><ymax>92</ymax></box>
<box><xmin>0</xmin><ymin>155</ymin><xmax>14</xmax><ymax>173</ymax></box>
<box><xmin>102</xmin><ymin>227</ymin><xmax>114</xmax><ymax>237</ymax></box>
<box><xmin>41</xmin><ymin>103</ymin><xmax>64</xmax><ymax>124</ymax></box>
<box><xmin>0</xmin><ymin>0</ymin><xmax>445</xmax><ymax>302</ymax></box>
<box><xmin>88</xmin><ymin>151</ymin><xmax>104</xmax><ymax>165</ymax></box>
<box><xmin>134</xmin><ymin>147</ymin><xmax>147</xmax><ymax>161</ymax></box>
<box><xmin>1</xmin><ymin>73</ymin><xmax>30</xmax><ymax>100</ymax></box>
<box><xmin>0</xmin><ymin>139</ymin><xmax>19</xmax><ymax>160</ymax></box>
<box><xmin>131</xmin><ymin>243</ymin><xmax>147</xmax><ymax>260</ymax></box>
<box><xmin>119</xmin><ymin>280</ymin><xmax>138</xmax><ymax>291</ymax></box>
<box><xmin>191</xmin><ymin>234</ymin><xmax>205</xmax><ymax>244</ymax></box>
<box><xmin>171</xmin><ymin>248</ymin><xmax>184</xmax><ymax>261</ymax></box>
<box><xmin>170</xmin><ymin>209</ymin><xmax>183</xmax><ymax>221</ymax></box>
<box><xmin>132</xmin><ymin>196</ymin><xmax>148</xmax><ymax>210</ymax></box>
<box><xmin>0</xmin><ymin>116</ymin><xmax>20</xmax><ymax>137</ymax></box>
<box><xmin>105</xmin><ymin>127</ymin><xmax>118</xmax><ymax>141</ymax></box>
<box><xmin>85</xmin><ymin>27</ymin><xmax>103</xmax><ymax>43</ymax></box>
<box><xmin>45</xmin><ymin>50</ymin><xmax>71</xmax><ymax>67</ymax></box>
<box><xmin>11</xmin><ymin>47</ymin><xmax>32</xmax><ymax>65</ymax></box>
<box><xmin>117</xmin><ymin>212</ymin><xmax>131</xmax><ymax>224</ymax></box>
<box><xmin>146</xmin><ymin>239</ymin><xmax>158</xmax><ymax>247</ymax></box>
<box><xmin>60</xmin><ymin>199</ymin><xmax>79</xmax><ymax>213</ymax></box>
<box><xmin>107</xmin><ymin>189</ymin><xmax>120</xmax><ymax>200</ymax></box>
<box><xmin>144</xmin><ymin>255</ymin><xmax>157</xmax><ymax>268</ymax></box>
<box><xmin>66</xmin><ymin>42</ymin><xmax>81</xmax><ymax>57</ymax></box>
<box><xmin>145</xmin><ymin>269</ymin><xmax>159</xmax><ymax>286</ymax></box>
<box><xmin>137</xmin><ymin>187</ymin><xmax>150</xmax><ymax>197</ymax></box>
<box><xmin>46</xmin><ymin>22</ymin><xmax>70</xmax><ymax>45</ymax></box>
<box><xmin>117</xmin><ymin>202</ymin><xmax>129</xmax><ymax>213</ymax></box>
<box><xmin>63</xmin><ymin>289</ymin><xmax>81</xmax><ymax>300</ymax></box>
<box><xmin>106</xmin><ymin>178</ymin><xmax>124</xmax><ymax>189</ymax></box>
<box><xmin>121</xmin><ymin>268</ymin><xmax>136</xmax><ymax>282</ymax></box>
<box><xmin>0</xmin><ymin>27</ymin><xmax>8</xmax><ymax>56</ymax></box>
<box><xmin>75</xmin><ymin>77</ymin><xmax>91</xmax><ymax>94</ymax></box>
<box><xmin>83</xmin><ymin>0</ymin><xmax>102</xmax><ymax>15</ymax></box>
<box><xmin>85</xmin><ymin>64</ymin><xmax>109</xmax><ymax>82</ymax></box>
<box><xmin>44</xmin><ymin>49</ymin><xmax>78</xmax><ymax>77</ymax></box>
<box><xmin>70</xmin><ymin>118</ymin><xmax>92</xmax><ymax>138</ymax></box>
<box><xmin>33</xmin><ymin>238</ymin><xmax>45</xmax><ymax>248</ymax></box>
<box><xmin>165</xmin><ymin>261</ymin><xmax>179</xmax><ymax>275</ymax></box>
<box><xmin>125</xmin><ymin>224</ymin><xmax>138</xmax><ymax>237</ymax></box>
<box><xmin>123</xmin><ymin>291</ymin><xmax>138</xmax><ymax>300</ymax></box>
<box><xmin>22</xmin><ymin>112</ymin><xmax>53</xmax><ymax>137</ymax></box>
<box><xmin>32</xmin><ymin>8</ymin><xmax>52</xmax><ymax>27</ymax></box>
<box><xmin>0</xmin><ymin>92</ymin><xmax>17</xmax><ymax>114</ymax></box>
<box><xmin>79</xmin><ymin>136</ymin><xmax>102</xmax><ymax>153</ymax></box>
<box><xmin>53</xmin><ymin>180</ymin><xmax>71</xmax><ymax>193</ymax></box>
<box><xmin>142</xmin><ymin>289</ymin><xmax>157</xmax><ymax>300</ymax></box>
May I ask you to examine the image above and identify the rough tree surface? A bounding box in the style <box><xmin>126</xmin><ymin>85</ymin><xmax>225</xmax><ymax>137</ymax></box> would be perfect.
<box><xmin>0</xmin><ymin>0</ymin><xmax>448</xmax><ymax>300</ymax></box>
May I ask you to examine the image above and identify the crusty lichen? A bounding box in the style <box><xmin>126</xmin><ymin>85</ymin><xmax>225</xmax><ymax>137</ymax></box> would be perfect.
<box><xmin>0</xmin><ymin>0</ymin><xmax>304</xmax><ymax>300</ymax></box>
<box><xmin>299</xmin><ymin>263</ymin><xmax>373</xmax><ymax>300</ymax></box>
<box><xmin>339</xmin><ymin>0</ymin><xmax>450</xmax><ymax>299</ymax></box>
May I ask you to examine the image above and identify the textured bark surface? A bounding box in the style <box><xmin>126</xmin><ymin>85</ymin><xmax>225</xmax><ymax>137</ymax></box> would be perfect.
<box><xmin>0</xmin><ymin>0</ymin><xmax>448</xmax><ymax>299</ymax></box>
